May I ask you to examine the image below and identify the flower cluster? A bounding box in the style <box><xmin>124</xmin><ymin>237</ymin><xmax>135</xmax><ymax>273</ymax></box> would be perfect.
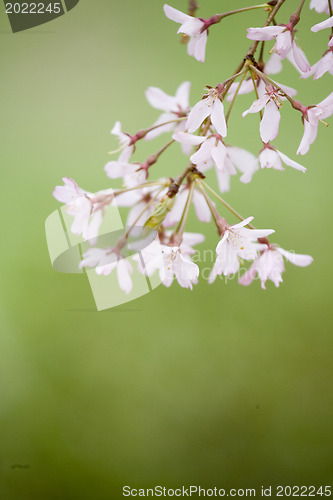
<box><xmin>51</xmin><ymin>0</ymin><xmax>332</xmax><ymax>295</ymax></box>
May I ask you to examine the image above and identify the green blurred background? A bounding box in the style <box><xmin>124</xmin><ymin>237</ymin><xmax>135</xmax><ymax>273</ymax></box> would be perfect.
<box><xmin>1</xmin><ymin>0</ymin><xmax>332</xmax><ymax>498</ymax></box>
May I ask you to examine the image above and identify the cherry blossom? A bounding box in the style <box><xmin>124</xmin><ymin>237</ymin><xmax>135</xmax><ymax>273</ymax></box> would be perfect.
<box><xmin>164</xmin><ymin>184</ymin><xmax>211</xmax><ymax>226</ymax></box>
<box><xmin>209</xmin><ymin>217</ymin><xmax>275</xmax><ymax>281</ymax></box>
<box><xmin>163</xmin><ymin>4</ymin><xmax>208</xmax><ymax>63</ymax></box>
<box><xmin>53</xmin><ymin>178</ymin><xmax>96</xmax><ymax>240</ymax></box>
<box><xmin>247</xmin><ymin>26</ymin><xmax>310</xmax><ymax>73</ymax></box>
<box><xmin>297</xmin><ymin>92</ymin><xmax>333</xmax><ymax>155</ymax></box>
<box><xmin>310</xmin><ymin>0</ymin><xmax>330</xmax><ymax>14</ymax></box>
<box><xmin>173</xmin><ymin>131</ymin><xmax>258</xmax><ymax>190</ymax></box>
<box><xmin>227</xmin><ymin>75</ymin><xmax>297</xmax><ymax>102</ymax></box>
<box><xmin>239</xmin><ymin>245</ymin><xmax>313</xmax><ymax>289</ymax></box>
<box><xmin>302</xmin><ymin>50</ymin><xmax>333</xmax><ymax>80</ymax></box>
<box><xmin>50</xmin><ymin>0</ymin><xmax>322</xmax><ymax>301</ymax></box>
<box><xmin>259</xmin><ymin>145</ymin><xmax>306</xmax><ymax>172</ymax></box>
<box><xmin>186</xmin><ymin>87</ymin><xmax>227</xmax><ymax>136</ymax></box>
<box><xmin>79</xmin><ymin>248</ymin><xmax>133</xmax><ymax>294</ymax></box>
<box><xmin>145</xmin><ymin>81</ymin><xmax>191</xmax><ymax>148</ymax></box>
<box><xmin>133</xmin><ymin>233</ymin><xmax>204</xmax><ymax>289</ymax></box>
<box><xmin>242</xmin><ymin>85</ymin><xmax>283</xmax><ymax>143</ymax></box>
<box><xmin>110</xmin><ymin>121</ymin><xmax>134</xmax><ymax>162</ymax></box>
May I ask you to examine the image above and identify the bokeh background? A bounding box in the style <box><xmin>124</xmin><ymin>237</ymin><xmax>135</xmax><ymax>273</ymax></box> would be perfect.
<box><xmin>1</xmin><ymin>0</ymin><xmax>333</xmax><ymax>498</ymax></box>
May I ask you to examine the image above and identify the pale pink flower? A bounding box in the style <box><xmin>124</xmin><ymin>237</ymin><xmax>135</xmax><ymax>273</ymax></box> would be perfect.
<box><xmin>173</xmin><ymin>131</ymin><xmax>258</xmax><ymax>190</ymax></box>
<box><xmin>133</xmin><ymin>232</ymin><xmax>204</xmax><ymax>289</ymax></box>
<box><xmin>186</xmin><ymin>87</ymin><xmax>227</xmax><ymax>137</ymax></box>
<box><xmin>79</xmin><ymin>248</ymin><xmax>133</xmax><ymax>294</ymax></box>
<box><xmin>163</xmin><ymin>4</ymin><xmax>208</xmax><ymax>63</ymax></box>
<box><xmin>302</xmin><ymin>50</ymin><xmax>333</xmax><ymax>80</ymax></box>
<box><xmin>209</xmin><ymin>217</ymin><xmax>275</xmax><ymax>281</ymax></box>
<box><xmin>297</xmin><ymin>92</ymin><xmax>333</xmax><ymax>155</ymax></box>
<box><xmin>247</xmin><ymin>26</ymin><xmax>310</xmax><ymax>73</ymax></box>
<box><xmin>110</xmin><ymin>121</ymin><xmax>134</xmax><ymax>162</ymax></box>
<box><xmin>164</xmin><ymin>184</ymin><xmax>211</xmax><ymax>226</ymax></box>
<box><xmin>311</xmin><ymin>15</ymin><xmax>333</xmax><ymax>46</ymax></box>
<box><xmin>53</xmin><ymin>178</ymin><xmax>96</xmax><ymax>240</ymax></box>
<box><xmin>227</xmin><ymin>75</ymin><xmax>296</xmax><ymax>102</ymax></box>
<box><xmin>145</xmin><ymin>81</ymin><xmax>191</xmax><ymax>150</ymax></box>
<box><xmin>259</xmin><ymin>145</ymin><xmax>306</xmax><ymax>172</ymax></box>
<box><xmin>310</xmin><ymin>0</ymin><xmax>330</xmax><ymax>14</ymax></box>
<box><xmin>239</xmin><ymin>245</ymin><xmax>313</xmax><ymax>289</ymax></box>
<box><xmin>242</xmin><ymin>85</ymin><xmax>283</xmax><ymax>143</ymax></box>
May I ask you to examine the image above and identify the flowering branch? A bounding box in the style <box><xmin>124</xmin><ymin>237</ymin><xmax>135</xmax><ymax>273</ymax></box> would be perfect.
<box><xmin>51</xmin><ymin>0</ymin><xmax>325</xmax><ymax>294</ymax></box>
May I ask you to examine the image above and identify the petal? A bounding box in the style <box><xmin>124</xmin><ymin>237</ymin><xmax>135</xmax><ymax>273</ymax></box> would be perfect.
<box><xmin>192</xmin><ymin>190</ymin><xmax>211</xmax><ymax>222</ymax></box>
<box><xmin>144</xmin><ymin>113</ymin><xmax>175</xmax><ymax>141</ymax></box>
<box><xmin>190</xmin><ymin>137</ymin><xmax>214</xmax><ymax>164</ymax></box>
<box><xmin>211</xmin><ymin>141</ymin><xmax>227</xmax><ymax>171</ymax></box>
<box><xmin>186</xmin><ymin>99</ymin><xmax>211</xmax><ymax>133</ymax></box>
<box><xmin>247</xmin><ymin>26</ymin><xmax>284</xmax><ymax>41</ymax></box>
<box><xmin>175</xmin><ymin>81</ymin><xmax>191</xmax><ymax>110</ymax></box>
<box><xmin>276</xmin><ymin>150</ymin><xmax>306</xmax><ymax>172</ymax></box>
<box><xmin>242</xmin><ymin>95</ymin><xmax>269</xmax><ymax>117</ymax></box>
<box><xmin>191</xmin><ymin>32</ymin><xmax>207</xmax><ymax>63</ymax></box>
<box><xmin>231</xmin><ymin>216</ymin><xmax>254</xmax><ymax>229</ymax></box>
<box><xmin>216</xmin><ymin>168</ymin><xmax>231</xmax><ymax>193</ymax></box>
<box><xmin>297</xmin><ymin>120</ymin><xmax>318</xmax><ymax>155</ymax></box>
<box><xmin>163</xmin><ymin>4</ymin><xmax>191</xmax><ymax>24</ymax></box>
<box><xmin>260</xmin><ymin>100</ymin><xmax>281</xmax><ymax>142</ymax></box>
<box><xmin>145</xmin><ymin>86</ymin><xmax>177</xmax><ymax>111</ymax></box>
<box><xmin>173</xmin><ymin>131</ymin><xmax>206</xmax><ymax>146</ymax></box>
<box><xmin>274</xmin><ymin>30</ymin><xmax>292</xmax><ymax>58</ymax></box>
<box><xmin>104</xmin><ymin>161</ymin><xmax>138</xmax><ymax>179</ymax></box>
<box><xmin>265</xmin><ymin>52</ymin><xmax>283</xmax><ymax>75</ymax></box>
<box><xmin>311</xmin><ymin>15</ymin><xmax>333</xmax><ymax>32</ymax></box>
<box><xmin>276</xmin><ymin>248</ymin><xmax>313</xmax><ymax>267</ymax></box>
<box><xmin>239</xmin><ymin>262</ymin><xmax>258</xmax><ymax>286</ymax></box>
<box><xmin>292</xmin><ymin>42</ymin><xmax>311</xmax><ymax>73</ymax></box>
<box><xmin>117</xmin><ymin>259</ymin><xmax>133</xmax><ymax>294</ymax></box>
<box><xmin>310</xmin><ymin>0</ymin><xmax>330</xmax><ymax>13</ymax></box>
<box><xmin>226</xmin><ymin>78</ymin><xmax>254</xmax><ymax>102</ymax></box>
<box><xmin>211</xmin><ymin>98</ymin><xmax>227</xmax><ymax>137</ymax></box>
<box><xmin>111</xmin><ymin>121</ymin><xmax>122</xmax><ymax>136</ymax></box>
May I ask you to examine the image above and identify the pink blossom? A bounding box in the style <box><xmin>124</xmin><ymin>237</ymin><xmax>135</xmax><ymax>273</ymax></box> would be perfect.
<box><xmin>186</xmin><ymin>87</ymin><xmax>227</xmax><ymax>137</ymax></box>
<box><xmin>259</xmin><ymin>145</ymin><xmax>306</xmax><ymax>172</ymax></box>
<box><xmin>133</xmin><ymin>232</ymin><xmax>204</xmax><ymax>289</ymax></box>
<box><xmin>79</xmin><ymin>248</ymin><xmax>133</xmax><ymax>294</ymax></box>
<box><xmin>247</xmin><ymin>26</ymin><xmax>310</xmax><ymax>73</ymax></box>
<box><xmin>163</xmin><ymin>4</ymin><xmax>208</xmax><ymax>63</ymax></box>
<box><xmin>164</xmin><ymin>184</ymin><xmax>211</xmax><ymax>226</ymax></box>
<box><xmin>242</xmin><ymin>86</ymin><xmax>283</xmax><ymax>143</ymax></box>
<box><xmin>53</xmin><ymin>178</ymin><xmax>94</xmax><ymax>240</ymax></box>
<box><xmin>297</xmin><ymin>92</ymin><xmax>333</xmax><ymax>155</ymax></box>
<box><xmin>144</xmin><ymin>81</ymin><xmax>192</xmax><ymax>153</ymax></box>
<box><xmin>227</xmin><ymin>76</ymin><xmax>296</xmax><ymax>103</ymax></box>
<box><xmin>209</xmin><ymin>217</ymin><xmax>274</xmax><ymax>281</ymax></box>
<box><xmin>173</xmin><ymin>131</ymin><xmax>259</xmax><ymax>190</ymax></box>
<box><xmin>239</xmin><ymin>246</ymin><xmax>313</xmax><ymax>289</ymax></box>
<box><xmin>302</xmin><ymin>50</ymin><xmax>333</xmax><ymax>80</ymax></box>
<box><xmin>310</xmin><ymin>0</ymin><xmax>330</xmax><ymax>14</ymax></box>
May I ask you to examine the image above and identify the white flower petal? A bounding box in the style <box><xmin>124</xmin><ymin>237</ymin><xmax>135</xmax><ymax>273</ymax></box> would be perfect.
<box><xmin>242</xmin><ymin>95</ymin><xmax>269</xmax><ymax>117</ymax></box>
<box><xmin>211</xmin><ymin>98</ymin><xmax>227</xmax><ymax>137</ymax></box>
<box><xmin>260</xmin><ymin>100</ymin><xmax>281</xmax><ymax>142</ymax></box>
<box><xmin>276</xmin><ymin>248</ymin><xmax>313</xmax><ymax>267</ymax></box>
<box><xmin>163</xmin><ymin>4</ymin><xmax>191</xmax><ymax>24</ymax></box>
<box><xmin>186</xmin><ymin>99</ymin><xmax>211</xmax><ymax>133</ymax></box>
<box><xmin>247</xmin><ymin>26</ymin><xmax>284</xmax><ymax>41</ymax></box>
<box><xmin>277</xmin><ymin>150</ymin><xmax>306</xmax><ymax>172</ymax></box>
<box><xmin>311</xmin><ymin>15</ymin><xmax>333</xmax><ymax>32</ymax></box>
